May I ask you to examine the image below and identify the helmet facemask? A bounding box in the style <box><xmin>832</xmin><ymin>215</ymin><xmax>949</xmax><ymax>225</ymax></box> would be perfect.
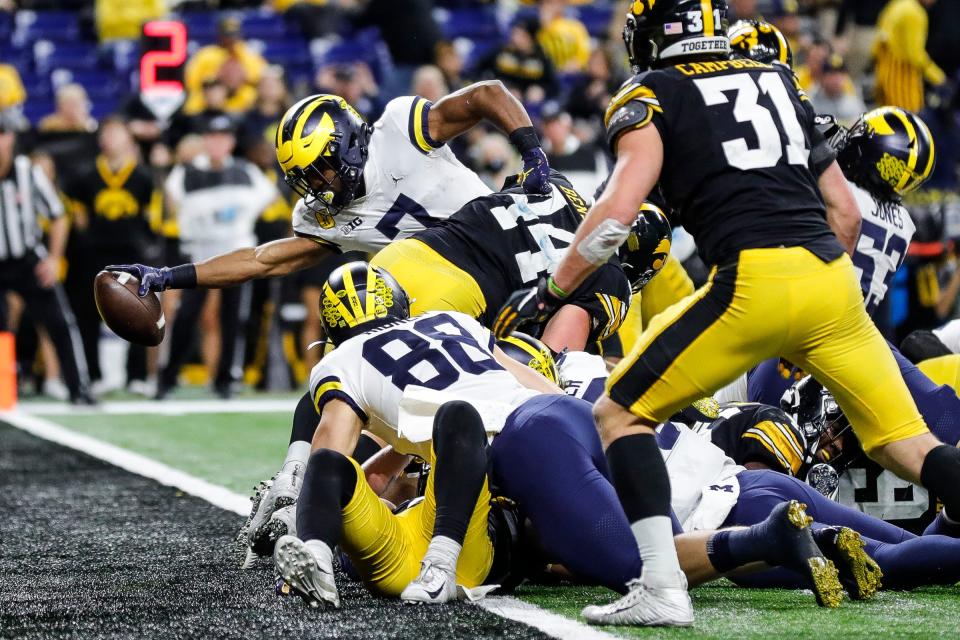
<box><xmin>286</xmin><ymin>129</ymin><xmax>369</xmax><ymax>215</ymax></box>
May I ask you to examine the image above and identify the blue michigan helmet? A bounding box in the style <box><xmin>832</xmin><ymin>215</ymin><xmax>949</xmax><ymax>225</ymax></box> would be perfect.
<box><xmin>320</xmin><ymin>261</ymin><xmax>410</xmax><ymax>345</ymax></box>
<box><xmin>622</xmin><ymin>0</ymin><xmax>730</xmax><ymax>72</ymax></box>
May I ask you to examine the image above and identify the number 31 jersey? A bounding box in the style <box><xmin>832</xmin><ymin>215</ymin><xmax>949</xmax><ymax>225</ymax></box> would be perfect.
<box><xmin>309</xmin><ymin>311</ymin><xmax>539</xmax><ymax>460</ymax></box>
<box><xmin>605</xmin><ymin>59</ymin><xmax>844</xmax><ymax>267</ymax></box>
<box><xmin>849</xmin><ymin>181</ymin><xmax>915</xmax><ymax>315</ymax></box>
<box><xmin>292</xmin><ymin>96</ymin><xmax>491</xmax><ymax>254</ymax></box>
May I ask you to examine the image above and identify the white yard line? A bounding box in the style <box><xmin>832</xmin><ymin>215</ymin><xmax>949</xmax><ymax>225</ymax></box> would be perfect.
<box><xmin>2</xmin><ymin>410</ymin><xmax>618</xmax><ymax>640</ymax></box>
<box><xmin>20</xmin><ymin>398</ymin><xmax>298</xmax><ymax>416</ymax></box>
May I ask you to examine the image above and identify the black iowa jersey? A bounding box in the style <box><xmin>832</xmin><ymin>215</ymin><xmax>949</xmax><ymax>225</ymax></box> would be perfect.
<box><xmin>415</xmin><ymin>173</ymin><xmax>631</xmax><ymax>344</ymax></box>
<box><xmin>676</xmin><ymin>401</ymin><xmax>808</xmax><ymax>476</ymax></box>
<box><xmin>605</xmin><ymin>58</ymin><xmax>844</xmax><ymax>267</ymax></box>
<box><xmin>64</xmin><ymin>156</ymin><xmax>154</xmax><ymax>250</ymax></box>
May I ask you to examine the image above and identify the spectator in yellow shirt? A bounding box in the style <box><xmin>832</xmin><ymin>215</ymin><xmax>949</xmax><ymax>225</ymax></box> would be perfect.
<box><xmin>537</xmin><ymin>0</ymin><xmax>591</xmax><ymax>72</ymax></box>
<box><xmin>873</xmin><ymin>0</ymin><xmax>945</xmax><ymax>112</ymax></box>
<box><xmin>0</xmin><ymin>63</ymin><xmax>26</xmax><ymax>111</ymax></box>
<box><xmin>95</xmin><ymin>0</ymin><xmax>165</xmax><ymax>42</ymax></box>
<box><xmin>183</xmin><ymin>16</ymin><xmax>267</xmax><ymax>115</ymax></box>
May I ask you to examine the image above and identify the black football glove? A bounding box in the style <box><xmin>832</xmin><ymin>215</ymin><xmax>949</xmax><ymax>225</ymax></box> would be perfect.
<box><xmin>492</xmin><ymin>277</ymin><xmax>563</xmax><ymax>339</ymax></box>
<box><xmin>105</xmin><ymin>264</ymin><xmax>173</xmax><ymax>297</ymax></box>
<box><xmin>518</xmin><ymin>147</ymin><xmax>551</xmax><ymax>196</ymax></box>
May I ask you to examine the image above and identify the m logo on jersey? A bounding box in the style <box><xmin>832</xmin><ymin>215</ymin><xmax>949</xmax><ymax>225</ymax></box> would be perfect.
<box><xmin>594</xmin><ymin>293</ymin><xmax>628</xmax><ymax>341</ymax></box>
<box><xmin>315</xmin><ymin>210</ymin><xmax>336</xmax><ymax>229</ymax></box>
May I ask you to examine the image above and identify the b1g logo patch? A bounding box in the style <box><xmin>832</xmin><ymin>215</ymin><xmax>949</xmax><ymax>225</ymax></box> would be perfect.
<box><xmin>315</xmin><ymin>210</ymin><xmax>336</xmax><ymax>229</ymax></box>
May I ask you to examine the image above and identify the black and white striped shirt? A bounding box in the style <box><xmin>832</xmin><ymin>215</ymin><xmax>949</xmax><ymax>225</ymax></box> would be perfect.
<box><xmin>0</xmin><ymin>155</ymin><xmax>64</xmax><ymax>261</ymax></box>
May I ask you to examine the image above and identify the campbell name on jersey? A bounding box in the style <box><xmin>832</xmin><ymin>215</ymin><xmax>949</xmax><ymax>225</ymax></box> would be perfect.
<box><xmin>415</xmin><ymin>172</ymin><xmax>631</xmax><ymax>342</ymax></box>
<box><xmin>605</xmin><ymin>59</ymin><xmax>844</xmax><ymax>267</ymax></box>
<box><xmin>849</xmin><ymin>181</ymin><xmax>915</xmax><ymax>315</ymax></box>
<box><xmin>308</xmin><ymin>311</ymin><xmax>539</xmax><ymax>460</ymax></box>
<box><xmin>292</xmin><ymin>96</ymin><xmax>490</xmax><ymax>253</ymax></box>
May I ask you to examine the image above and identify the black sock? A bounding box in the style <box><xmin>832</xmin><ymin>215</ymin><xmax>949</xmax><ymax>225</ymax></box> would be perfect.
<box><xmin>289</xmin><ymin>391</ymin><xmax>319</xmax><ymax>444</ymax></box>
<box><xmin>605</xmin><ymin>433</ymin><xmax>671</xmax><ymax>522</ymax></box>
<box><xmin>431</xmin><ymin>401</ymin><xmax>489</xmax><ymax>545</ymax></box>
<box><xmin>920</xmin><ymin>445</ymin><xmax>960</xmax><ymax>517</ymax></box>
<box><xmin>296</xmin><ymin>449</ymin><xmax>358</xmax><ymax>548</ymax></box>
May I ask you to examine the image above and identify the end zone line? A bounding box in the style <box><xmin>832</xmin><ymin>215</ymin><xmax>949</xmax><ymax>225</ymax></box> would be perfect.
<box><xmin>0</xmin><ymin>410</ymin><xmax>250</xmax><ymax>516</ymax></box>
<box><xmin>2</xmin><ymin>410</ymin><xmax>620</xmax><ymax>640</ymax></box>
<box><xmin>20</xmin><ymin>398</ymin><xmax>298</xmax><ymax>416</ymax></box>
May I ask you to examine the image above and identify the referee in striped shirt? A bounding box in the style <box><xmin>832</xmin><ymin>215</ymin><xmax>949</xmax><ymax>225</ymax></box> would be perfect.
<box><xmin>0</xmin><ymin>109</ymin><xmax>94</xmax><ymax>404</ymax></box>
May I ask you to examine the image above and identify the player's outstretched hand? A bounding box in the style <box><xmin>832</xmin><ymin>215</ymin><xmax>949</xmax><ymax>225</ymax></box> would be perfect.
<box><xmin>492</xmin><ymin>277</ymin><xmax>561</xmax><ymax>339</ymax></box>
<box><xmin>518</xmin><ymin>147</ymin><xmax>551</xmax><ymax>196</ymax></box>
<box><xmin>105</xmin><ymin>264</ymin><xmax>170</xmax><ymax>297</ymax></box>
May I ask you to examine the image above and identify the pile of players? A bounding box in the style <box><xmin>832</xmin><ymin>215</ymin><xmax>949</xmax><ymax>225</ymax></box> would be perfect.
<box><xmin>109</xmin><ymin>0</ymin><xmax>960</xmax><ymax>628</ymax></box>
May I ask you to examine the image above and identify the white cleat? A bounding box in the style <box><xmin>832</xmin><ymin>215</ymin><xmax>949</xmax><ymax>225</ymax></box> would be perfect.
<box><xmin>251</xmin><ymin>504</ymin><xmax>298</xmax><ymax>557</ymax></box>
<box><xmin>247</xmin><ymin>469</ymin><xmax>304</xmax><ymax>553</ymax></box>
<box><xmin>400</xmin><ymin>560</ymin><xmax>458</xmax><ymax>604</ymax></box>
<box><xmin>274</xmin><ymin>536</ymin><xmax>340</xmax><ymax>609</ymax></box>
<box><xmin>581</xmin><ymin>572</ymin><xmax>694</xmax><ymax>627</ymax></box>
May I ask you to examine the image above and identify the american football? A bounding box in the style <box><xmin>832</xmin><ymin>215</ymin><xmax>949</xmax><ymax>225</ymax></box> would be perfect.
<box><xmin>2</xmin><ymin>0</ymin><xmax>959</xmax><ymax>638</ymax></box>
<box><xmin>94</xmin><ymin>270</ymin><xmax>165</xmax><ymax>347</ymax></box>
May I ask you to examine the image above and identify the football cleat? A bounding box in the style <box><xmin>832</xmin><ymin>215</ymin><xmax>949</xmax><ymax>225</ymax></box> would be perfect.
<box><xmin>770</xmin><ymin>500</ymin><xmax>845</xmax><ymax>608</ymax></box>
<box><xmin>581</xmin><ymin>571</ymin><xmax>693</xmax><ymax>627</ymax></box>
<box><xmin>274</xmin><ymin>536</ymin><xmax>340</xmax><ymax>609</ymax></box>
<box><xmin>237</xmin><ymin>479</ymin><xmax>271</xmax><ymax>568</ymax></box>
<box><xmin>246</xmin><ymin>469</ymin><xmax>303</xmax><ymax>553</ymax></box>
<box><xmin>251</xmin><ymin>504</ymin><xmax>298</xmax><ymax>557</ymax></box>
<box><xmin>813</xmin><ymin>526</ymin><xmax>882</xmax><ymax>600</ymax></box>
<box><xmin>400</xmin><ymin>560</ymin><xmax>458</xmax><ymax>605</ymax></box>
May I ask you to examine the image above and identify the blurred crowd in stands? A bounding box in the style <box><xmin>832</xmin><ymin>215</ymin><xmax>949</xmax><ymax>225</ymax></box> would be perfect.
<box><xmin>0</xmin><ymin>0</ymin><xmax>958</xmax><ymax>401</ymax></box>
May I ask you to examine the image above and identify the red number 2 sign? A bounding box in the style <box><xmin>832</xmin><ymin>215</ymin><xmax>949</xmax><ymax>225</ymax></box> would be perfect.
<box><xmin>140</xmin><ymin>21</ymin><xmax>187</xmax><ymax>93</ymax></box>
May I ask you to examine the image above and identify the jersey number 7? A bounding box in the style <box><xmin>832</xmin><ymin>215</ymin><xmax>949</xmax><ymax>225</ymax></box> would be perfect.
<box><xmin>694</xmin><ymin>72</ymin><xmax>810</xmax><ymax>171</ymax></box>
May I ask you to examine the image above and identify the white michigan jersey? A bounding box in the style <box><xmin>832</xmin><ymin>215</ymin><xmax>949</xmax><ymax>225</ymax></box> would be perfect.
<box><xmin>657</xmin><ymin>421</ymin><xmax>745</xmax><ymax>532</ymax></box>
<box><xmin>292</xmin><ymin>96</ymin><xmax>491</xmax><ymax>254</ymax></box>
<box><xmin>557</xmin><ymin>350</ymin><xmax>609</xmax><ymax>403</ymax></box>
<box><xmin>309</xmin><ymin>311</ymin><xmax>539</xmax><ymax>460</ymax></box>
<box><xmin>849</xmin><ymin>181</ymin><xmax>915</xmax><ymax>315</ymax></box>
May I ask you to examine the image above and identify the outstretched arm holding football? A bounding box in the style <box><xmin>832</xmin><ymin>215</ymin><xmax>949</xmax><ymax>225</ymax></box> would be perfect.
<box><xmin>428</xmin><ymin>80</ymin><xmax>550</xmax><ymax>194</ymax></box>
<box><xmin>107</xmin><ymin>236</ymin><xmax>330</xmax><ymax>296</ymax></box>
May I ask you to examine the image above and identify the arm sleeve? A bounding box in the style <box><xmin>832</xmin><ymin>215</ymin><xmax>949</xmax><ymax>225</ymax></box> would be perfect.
<box><xmin>377</xmin><ymin>96</ymin><xmax>444</xmax><ymax>155</ymax></box>
<box><xmin>309</xmin><ymin>358</ymin><xmax>368</xmax><ymax>422</ymax></box>
<box><xmin>30</xmin><ymin>164</ymin><xmax>64</xmax><ymax>219</ymax></box>
<box><xmin>603</xmin><ymin>76</ymin><xmax>664</xmax><ymax>154</ymax></box>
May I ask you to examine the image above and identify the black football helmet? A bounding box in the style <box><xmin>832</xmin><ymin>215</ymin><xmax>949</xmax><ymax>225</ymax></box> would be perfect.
<box><xmin>728</xmin><ymin>19</ymin><xmax>793</xmax><ymax>67</ymax></box>
<box><xmin>781</xmin><ymin>375</ymin><xmax>860</xmax><ymax>473</ymax></box>
<box><xmin>496</xmin><ymin>332</ymin><xmax>560</xmax><ymax>385</ymax></box>
<box><xmin>622</xmin><ymin>0</ymin><xmax>730</xmax><ymax>72</ymax></box>
<box><xmin>834</xmin><ymin>106</ymin><xmax>936</xmax><ymax>201</ymax></box>
<box><xmin>619</xmin><ymin>202</ymin><xmax>672</xmax><ymax>293</ymax></box>
<box><xmin>320</xmin><ymin>261</ymin><xmax>409</xmax><ymax>345</ymax></box>
<box><xmin>276</xmin><ymin>94</ymin><xmax>372</xmax><ymax>216</ymax></box>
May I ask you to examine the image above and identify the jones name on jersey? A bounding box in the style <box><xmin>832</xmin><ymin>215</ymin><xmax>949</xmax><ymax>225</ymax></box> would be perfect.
<box><xmin>293</xmin><ymin>96</ymin><xmax>490</xmax><ymax>253</ymax></box>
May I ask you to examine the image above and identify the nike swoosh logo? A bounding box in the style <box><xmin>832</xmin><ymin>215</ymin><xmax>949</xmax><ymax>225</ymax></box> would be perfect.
<box><xmin>425</xmin><ymin>583</ymin><xmax>446</xmax><ymax>600</ymax></box>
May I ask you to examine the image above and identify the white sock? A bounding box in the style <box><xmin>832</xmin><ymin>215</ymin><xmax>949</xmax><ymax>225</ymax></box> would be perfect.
<box><xmin>630</xmin><ymin>516</ymin><xmax>684</xmax><ymax>589</ymax></box>
<box><xmin>280</xmin><ymin>441</ymin><xmax>311</xmax><ymax>476</ymax></box>
<box><xmin>423</xmin><ymin>535</ymin><xmax>462</xmax><ymax>573</ymax></box>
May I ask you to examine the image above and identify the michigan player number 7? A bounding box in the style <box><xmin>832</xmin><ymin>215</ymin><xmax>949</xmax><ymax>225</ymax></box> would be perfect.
<box><xmin>694</xmin><ymin>72</ymin><xmax>809</xmax><ymax>170</ymax></box>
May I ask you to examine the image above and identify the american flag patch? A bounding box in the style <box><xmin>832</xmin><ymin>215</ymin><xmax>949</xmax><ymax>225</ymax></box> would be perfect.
<box><xmin>663</xmin><ymin>22</ymin><xmax>683</xmax><ymax>35</ymax></box>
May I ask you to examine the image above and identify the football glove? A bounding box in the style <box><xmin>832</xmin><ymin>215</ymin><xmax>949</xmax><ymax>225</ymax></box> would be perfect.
<box><xmin>518</xmin><ymin>147</ymin><xmax>551</xmax><ymax>196</ymax></box>
<box><xmin>492</xmin><ymin>277</ymin><xmax>563</xmax><ymax>339</ymax></box>
<box><xmin>105</xmin><ymin>264</ymin><xmax>173</xmax><ymax>297</ymax></box>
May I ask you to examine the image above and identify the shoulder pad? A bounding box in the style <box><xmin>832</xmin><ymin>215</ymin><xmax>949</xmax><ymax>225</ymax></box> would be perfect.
<box><xmin>604</xmin><ymin>76</ymin><xmax>662</xmax><ymax>153</ymax></box>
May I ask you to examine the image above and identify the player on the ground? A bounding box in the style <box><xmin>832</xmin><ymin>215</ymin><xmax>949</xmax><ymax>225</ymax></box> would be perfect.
<box><xmin>107</xmin><ymin>80</ymin><xmax>550</xmax><ymax>292</ymax></box>
<box><xmin>492</xmin><ymin>0</ymin><xmax>960</xmax><ymax>626</ymax></box>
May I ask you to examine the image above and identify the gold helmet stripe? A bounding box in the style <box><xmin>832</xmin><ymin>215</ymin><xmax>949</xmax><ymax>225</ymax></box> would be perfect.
<box><xmin>364</xmin><ymin>266</ymin><xmax>378</xmax><ymax>317</ymax></box>
<box><xmin>323</xmin><ymin>281</ymin><xmax>358</xmax><ymax>327</ymax></box>
<box><xmin>888</xmin><ymin>108</ymin><xmax>919</xmax><ymax>194</ymax></box>
<box><xmin>701</xmin><ymin>0</ymin><xmax>715</xmax><ymax>37</ymax></box>
<box><xmin>773</xmin><ymin>25</ymin><xmax>789</xmax><ymax>63</ymax></box>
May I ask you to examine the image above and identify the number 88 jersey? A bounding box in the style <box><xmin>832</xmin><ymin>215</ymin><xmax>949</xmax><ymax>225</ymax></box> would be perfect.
<box><xmin>605</xmin><ymin>58</ymin><xmax>844</xmax><ymax>267</ymax></box>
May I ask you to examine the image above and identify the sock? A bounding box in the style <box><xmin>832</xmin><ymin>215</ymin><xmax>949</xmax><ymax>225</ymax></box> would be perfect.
<box><xmin>430</xmin><ymin>401</ymin><xmax>489</xmax><ymax>545</ymax></box>
<box><xmin>606</xmin><ymin>433</ymin><xmax>683</xmax><ymax>588</ymax></box>
<box><xmin>352</xmin><ymin>433</ymin><xmax>382</xmax><ymax>464</ymax></box>
<box><xmin>423</xmin><ymin>535</ymin><xmax>462</xmax><ymax>573</ymax></box>
<box><xmin>280</xmin><ymin>440</ymin><xmax>311</xmax><ymax>476</ymax></box>
<box><xmin>707</xmin><ymin>527</ymin><xmax>765</xmax><ymax>574</ymax></box>
<box><xmin>289</xmin><ymin>391</ymin><xmax>319</xmax><ymax>444</ymax></box>
<box><xmin>920</xmin><ymin>445</ymin><xmax>960</xmax><ymax>517</ymax></box>
<box><xmin>296</xmin><ymin>449</ymin><xmax>357</xmax><ymax>549</ymax></box>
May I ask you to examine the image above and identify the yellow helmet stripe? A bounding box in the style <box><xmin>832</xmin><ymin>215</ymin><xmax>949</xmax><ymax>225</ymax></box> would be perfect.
<box><xmin>773</xmin><ymin>25</ymin><xmax>789</xmax><ymax>63</ymax></box>
<box><xmin>701</xmin><ymin>0</ymin><xmax>715</xmax><ymax>37</ymax></box>
<box><xmin>365</xmin><ymin>267</ymin><xmax>378</xmax><ymax>317</ymax></box>
<box><xmin>888</xmin><ymin>108</ymin><xmax>919</xmax><ymax>193</ymax></box>
<box><xmin>340</xmin><ymin>266</ymin><xmax>366</xmax><ymax>320</ymax></box>
<box><xmin>323</xmin><ymin>282</ymin><xmax>357</xmax><ymax>326</ymax></box>
<box><xmin>914</xmin><ymin>115</ymin><xmax>936</xmax><ymax>191</ymax></box>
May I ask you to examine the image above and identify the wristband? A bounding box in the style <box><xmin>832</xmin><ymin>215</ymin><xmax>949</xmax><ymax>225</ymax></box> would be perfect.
<box><xmin>166</xmin><ymin>264</ymin><xmax>198</xmax><ymax>289</ymax></box>
<box><xmin>547</xmin><ymin>276</ymin><xmax>570</xmax><ymax>300</ymax></box>
<box><xmin>508</xmin><ymin>126</ymin><xmax>541</xmax><ymax>154</ymax></box>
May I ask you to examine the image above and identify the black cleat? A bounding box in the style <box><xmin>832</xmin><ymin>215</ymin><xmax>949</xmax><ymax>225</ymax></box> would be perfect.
<box><xmin>813</xmin><ymin>526</ymin><xmax>882</xmax><ymax>600</ymax></box>
<box><xmin>767</xmin><ymin>500</ymin><xmax>844</xmax><ymax>608</ymax></box>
